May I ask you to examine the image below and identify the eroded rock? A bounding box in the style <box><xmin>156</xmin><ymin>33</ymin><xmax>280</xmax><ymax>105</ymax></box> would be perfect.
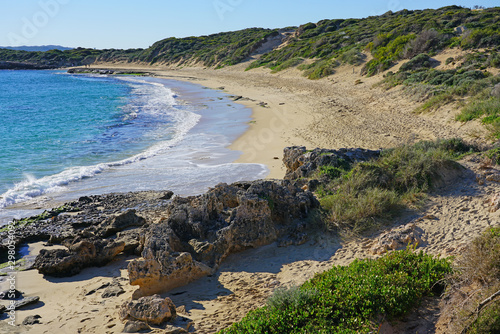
<box><xmin>128</xmin><ymin>180</ymin><xmax>319</xmax><ymax>297</ymax></box>
<box><xmin>34</xmin><ymin>238</ymin><xmax>125</xmax><ymax>277</ymax></box>
<box><xmin>22</xmin><ymin>315</ymin><xmax>41</xmax><ymax>325</ymax></box>
<box><xmin>96</xmin><ymin>209</ymin><xmax>145</xmax><ymax>238</ymax></box>
<box><xmin>12</xmin><ymin>296</ymin><xmax>40</xmax><ymax>310</ymax></box>
<box><xmin>489</xmin><ymin>192</ymin><xmax>500</xmax><ymax>212</ymax></box>
<box><xmin>119</xmin><ymin>294</ymin><xmax>176</xmax><ymax>325</ymax></box>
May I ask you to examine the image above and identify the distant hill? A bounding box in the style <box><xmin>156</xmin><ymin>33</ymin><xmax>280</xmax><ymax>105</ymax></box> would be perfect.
<box><xmin>0</xmin><ymin>45</ymin><xmax>73</xmax><ymax>52</ymax></box>
<box><xmin>0</xmin><ymin>6</ymin><xmax>498</xmax><ymax>73</ymax></box>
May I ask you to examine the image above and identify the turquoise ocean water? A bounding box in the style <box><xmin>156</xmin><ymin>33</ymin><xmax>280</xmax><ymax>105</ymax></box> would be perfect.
<box><xmin>0</xmin><ymin>70</ymin><xmax>267</xmax><ymax>223</ymax></box>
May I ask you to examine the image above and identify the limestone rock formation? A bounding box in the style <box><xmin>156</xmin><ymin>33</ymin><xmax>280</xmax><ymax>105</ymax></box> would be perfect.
<box><xmin>96</xmin><ymin>209</ymin><xmax>145</xmax><ymax>238</ymax></box>
<box><xmin>22</xmin><ymin>315</ymin><xmax>41</xmax><ymax>326</ymax></box>
<box><xmin>122</xmin><ymin>320</ymin><xmax>151</xmax><ymax>333</ymax></box>
<box><xmin>128</xmin><ymin>180</ymin><xmax>319</xmax><ymax>298</ymax></box>
<box><xmin>283</xmin><ymin>146</ymin><xmax>380</xmax><ymax>181</ymax></box>
<box><xmin>34</xmin><ymin>238</ymin><xmax>125</xmax><ymax>277</ymax></box>
<box><xmin>119</xmin><ymin>294</ymin><xmax>176</xmax><ymax>325</ymax></box>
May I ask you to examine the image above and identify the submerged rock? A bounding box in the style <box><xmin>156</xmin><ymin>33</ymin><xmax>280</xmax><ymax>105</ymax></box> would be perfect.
<box><xmin>128</xmin><ymin>180</ymin><xmax>319</xmax><ymax>297</ymax></box>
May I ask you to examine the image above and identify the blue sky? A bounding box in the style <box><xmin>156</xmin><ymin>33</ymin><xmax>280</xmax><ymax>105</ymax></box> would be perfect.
<box><xmin>1</xmin><ymin>0</ymin><xmax>498</xmax><ymax>49</ymax></box>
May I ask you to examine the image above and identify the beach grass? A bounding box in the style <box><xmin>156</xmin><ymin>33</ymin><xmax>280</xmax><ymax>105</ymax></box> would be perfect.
<box><xmin>317</xmin><ymin>139</ymin><xmax>473</xmax><ymax>233</ymax></box>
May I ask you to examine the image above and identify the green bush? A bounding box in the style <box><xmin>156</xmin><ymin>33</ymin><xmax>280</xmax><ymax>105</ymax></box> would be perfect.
<box><xmin>266</xmin><ymin>285</ymin><xmax>319</xmax><ymax>310</ymax></box>
<box><xmin>270</xmin><ymin>57</ymin><xmax>304</xmax><ymax>73</ymax></box>
<box><xmin>299</xmin><ymin>59</ymin><xmax>339</xmax><ymax>79</ymax></box>
<box><xmin>338</xmin><ymin>48</ymin><xmax>365</xmax><ymax>65</ymax></box>
<box><xmin>318</xmin><ymin>139</ymin><xmax>471</xmax><ymax>231</ymax></box>
<box><xmin>400</xmin><ymin>53</ymin><xmax>433</xmax><ymax>71</ymax></box>
<box><xmin>456</xmin><ymin>97</ymin><xmax>500</xmax><ymax>138</ymax></box>
<box><xmin>220</xmin><ymin>248</ymin><xmax>452</xmax><ymax>334</ymax></box>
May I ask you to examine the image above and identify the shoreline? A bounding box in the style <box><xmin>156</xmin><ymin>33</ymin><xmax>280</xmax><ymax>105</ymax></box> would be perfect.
<box><xmin>87</xmin><ymin>63</ymin><xmax>321</xmax><ymax>179</ymax></box>
<box><xmin>86</xmin><ymin>61</ymin><xmax>487</xmax><ymax>179</ymax></box>
<box><xmin>0</xmin><ymin>71</ymin><xmax>268</xmax><ymax>225</ymax></box>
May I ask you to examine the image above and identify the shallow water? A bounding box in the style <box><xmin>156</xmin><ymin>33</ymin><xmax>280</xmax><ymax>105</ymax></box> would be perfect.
<box><xmin>0</xmin><ymin>71</ymin><xmax>267</xmax><ymax>224</ymax></box>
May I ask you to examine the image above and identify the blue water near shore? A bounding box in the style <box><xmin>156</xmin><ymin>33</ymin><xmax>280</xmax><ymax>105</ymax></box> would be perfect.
<box><xmin>0</xmin><ymin>70</ymin><xmax>267</xmax><ymax>224</ymax></box>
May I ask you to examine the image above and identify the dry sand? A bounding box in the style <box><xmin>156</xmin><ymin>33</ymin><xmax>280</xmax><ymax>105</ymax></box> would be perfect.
<box><xmin>1</xmin><ymin>60</ymin><xmax>499</xmax><ymax>333</ymax></box>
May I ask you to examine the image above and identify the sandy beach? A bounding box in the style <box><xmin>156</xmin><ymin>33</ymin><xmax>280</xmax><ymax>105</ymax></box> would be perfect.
<box><xmin>88</xmin><ymin>58</ymin><xmax>484</xmax><ymax>178</ymax></box>
<box><xmin>1</xmin><ymin>60</ymin><xmax>499</xmax><ymax>334</ymax></box>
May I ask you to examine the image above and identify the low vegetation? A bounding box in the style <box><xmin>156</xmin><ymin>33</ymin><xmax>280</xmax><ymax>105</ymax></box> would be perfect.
<box><xmin>2</xmin><ymin>6</ymin><xmax>498</xmax><ymax>76</ymax></box>
<box><xmin>379</xmin><ymin>50</ymin><xmax>500</xmax><ymax>137</ymax></box>
<box><xmin>316</xmin><ymin>139</ymin><xmax>473</xmax><ymax>233</ymax></box>
<box><xmin>220</xmin><ymin>247</ymin><xmax>451</xmax><ymax>333</ymax></box>
<box><xmin>445</xmin><ymin>227</ymin><xmax>500</xmax><ymax>333</ymax></box>
<box><xmin>248</xmin><ymin>6</ymin><xmax>499</xmax><ymax>78</ymax></box>
<box><xmin>0</xmin><ymin>47</ymin><xmax>115</xmax><ymax>67</ymax></box>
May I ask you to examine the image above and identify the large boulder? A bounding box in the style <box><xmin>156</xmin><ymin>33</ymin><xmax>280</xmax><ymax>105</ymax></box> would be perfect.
<box><xmin>34</xmin><ymin>238</ymin><xmax>125</xmax><ymax>277</ymax></box>
<box><xmin>128</xmin><ymin>180</ymin><xmax>319</xmax><ymax>298</ymax></box>
<box><xmin>119</xmin><ymin>294</ymin><xmax>176</xmax><ymax>325</ymax></box>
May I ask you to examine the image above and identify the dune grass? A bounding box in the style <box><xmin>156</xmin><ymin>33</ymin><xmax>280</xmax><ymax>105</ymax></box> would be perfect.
<box><xmin>317</xmin><ymin>139</ymin><xmax>472</xmax><ymax>232</ymax></box>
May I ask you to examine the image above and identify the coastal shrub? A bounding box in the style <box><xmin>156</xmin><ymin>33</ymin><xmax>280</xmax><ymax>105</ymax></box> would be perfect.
<box><xmin>456</xmin><ymin>97</ymin><xmax>500</xmax><ymax>138</ymax></box>
<box><xmin>484</xmin><ymin>147</ymin><xmax>500</xmax><ymax>165</ymax></box>
<box><xmin>402</xmin><ymin>30</ymin><xmax>440</xmax><ymax>59</ymax></box>
<box><xmin>318</xmin><ymin>139</ymin><xmax>471</xmax><ymax>232</ymax></box>
<box><xmin>270</xmin><ymin>57</ymin><xmax>304</xmax><ymax>73</ymax></box>
<box><xmin>220</xmin><ymin>248</ymin><xmax>452</xmax><ymax>334</ymax></box>
<box><xmin>417</xmin><ymin>91</ymin><xmax>455</xmax><ymax>112</ymax></box>
<box><xmin>362</xmin><ymin>33</ymin><xmax>416</xmax><ymax>76</ymax></box>
<box><xmin>400</xmin><ymin>53</ymin><xmax>433</xmax><ymax>71</ymax></box>
<box><xmin>266</xmin><ymin>285</ymin><xmax>319</xmax><ymax>311</ymax></box>
<box><xmin>299</xmin><ymin>59</ymin><xmax>339</xmax><ymax>79</ymax></box>
<box><xmin>338</xmin><ymin>48</ymin><xmax>365</xmax><ymax>65</ymax></box>
<box><xmin>445</xmin><ymin>227</ymin><xmax>500</xmax><ymax>333</ymax></box>
<box><xmin>315</xmin><ymin>158</ymin><xmax>352</xmax><ymax>180</ymax></box>
<box><xmin>380</xmin><ymin>52</ymin><xmax>499</xmax><ymax>136</ymax></box>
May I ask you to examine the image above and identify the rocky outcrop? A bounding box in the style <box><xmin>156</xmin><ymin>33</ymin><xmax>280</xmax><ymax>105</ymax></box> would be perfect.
<box><xmin>67</xmin><ymin>68</ymin><xmax>153</xmax><ymax>76</ymax></box>
<box><xmin>490</xmin><ymin>192</ymin><xmax>500</xmax><ymax>212</ymax></box>
<box><xmin>128</xmin><ymin>180</ymin><xmax>319</xmax><ymax>298</ymax></box>
<box><xmin>283</xmin><ymin>146</ymin><xmax>380</xmax><ymax>181</ymax></box>
<box><xmin>34</xmin><ymin>238</ymin><xmax>125</xmax><ymax>277</ymax></box>
<box><xmin>0</xmin><ymin>191</ymin><xmax>171</xmax><ymax>260</ymax></box>
<box><xmin>122</xmin><ymin>320</ymin><xmax>151</xmax><ymax>333</ymax></box>
<box><xmin>119</xmin><ymin>294</ymin><xmax>177</xmax><ymax>325</ymax></box>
